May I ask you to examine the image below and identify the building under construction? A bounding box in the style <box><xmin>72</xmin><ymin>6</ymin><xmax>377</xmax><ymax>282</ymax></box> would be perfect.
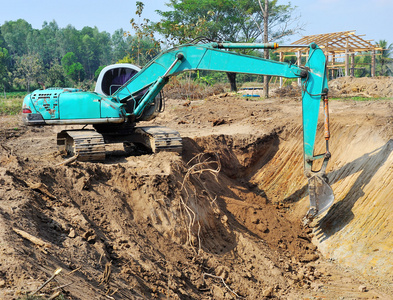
<box><xmin>275</xmin><ymin>30</ymin><xmax>382</xmax><ymax>80</ymax></box>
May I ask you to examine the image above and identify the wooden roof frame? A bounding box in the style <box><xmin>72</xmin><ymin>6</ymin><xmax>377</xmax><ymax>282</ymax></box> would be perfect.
<box><xmin>276</xmin><ymin>30</ymin><xmax>382</xmax><ymax>54</ymax></box>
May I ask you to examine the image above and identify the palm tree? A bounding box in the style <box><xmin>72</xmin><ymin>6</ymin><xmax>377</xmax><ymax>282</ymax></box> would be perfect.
<box><xmin>376</xmin><ymin>40</ymin><xmax>393</xmax><ymax>76</ymax></box>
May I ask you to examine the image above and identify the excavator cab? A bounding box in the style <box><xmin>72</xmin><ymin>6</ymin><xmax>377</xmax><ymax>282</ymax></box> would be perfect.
<box><xmin>95</xmin><ymin>63</ymin><xmax>140</xmax><ymax>96</ymax></box>
<box><xmin>95</xmin><ymin>63</ymin><xmax>163</xmax><ymax>121</ymax></box>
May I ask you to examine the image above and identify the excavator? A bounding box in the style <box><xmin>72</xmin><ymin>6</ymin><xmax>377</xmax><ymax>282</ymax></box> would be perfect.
<box><xmin>21</xmin><ymin>41</ymin><xmax>334</xmax><ymax>220</ymax></box>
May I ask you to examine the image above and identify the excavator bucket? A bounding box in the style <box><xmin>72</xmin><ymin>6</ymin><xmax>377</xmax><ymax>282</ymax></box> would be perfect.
<box><xmin>306</xmin><ymin>175</ymin><xmax>334</xmax><ymax>220</ymax></box>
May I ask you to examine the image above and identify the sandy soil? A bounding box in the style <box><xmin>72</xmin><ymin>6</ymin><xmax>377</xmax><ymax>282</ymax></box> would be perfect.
<box><xmin>0</xmin><ymin>77</ymin><xmax>392</xmax><ymax>299</ymax></box>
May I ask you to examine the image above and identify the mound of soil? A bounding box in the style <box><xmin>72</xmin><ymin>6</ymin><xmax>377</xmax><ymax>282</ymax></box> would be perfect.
<box><xmin>1</xmin><ymin>78</ymin><xmax>393</xmax><ymax>299</ymax></box>
<box><xmin>0</xmin><ymin>127</ymin><xmax>321</xmax><ymax>299</ymax></box>
<box><xmin>329</xmin><ymin>76</ymin><xmax>393</xmax><ymax>98</ymax></box>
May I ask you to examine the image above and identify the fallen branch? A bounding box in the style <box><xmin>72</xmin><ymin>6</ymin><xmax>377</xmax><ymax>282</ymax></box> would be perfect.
<box><xmin>25</xmin><ymin>181</ymin><xmax>57</xmax><ymax>200</ymax></box>
<box><xmin>31</xmin><ymin>268</ymin><xmax>62</xmax><ymax>295</ymax></box>
<box><xmin>99</xmin><ymin>262</ymin><xmax>111</xmax><ymax>285</ymax></box>
<box><xmin>55</xmin><ymin>154</ymin><xmax>79</xmax><ymax>166</ymax></box>
<box><xmin>48</xmin><ymin>291</ymin><xmax>61</xmax><ymax>300</ymax></box>
<box><xmin>66</xmin><ymin>266</ymin><xmax>81</xmax><ymax>276</ymax></box>
<box><xmin>203</xmin><ymin>272</ymin><xmax>244</xmax><ymax>299</ymax></box>
<box><xmin>0</xmin><ymin>143</ymin><xmax>12</xmax><ymax>153</ymax></box>
<box><xmin>12</xmin><ymin>227</ymin><xmax>52</xmax><ymax>248</ymax></box>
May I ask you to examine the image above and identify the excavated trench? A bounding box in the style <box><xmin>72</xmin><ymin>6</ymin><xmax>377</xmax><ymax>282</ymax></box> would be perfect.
<box><xmin>189</xmin><ymin>116</ymin><xmax>393</xmax><ymax>283</ymax></box>
<box><xmin>241</xmin><ymin>120</ymin><xmax>393</xmax><ymax>282</ymax></box>
<box><xmin>1</xmin><ymin>103</ymin><xmax>393</xmax><ymax>298</ymax></box>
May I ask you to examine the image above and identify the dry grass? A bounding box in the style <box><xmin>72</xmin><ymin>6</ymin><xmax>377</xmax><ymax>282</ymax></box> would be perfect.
<box><xmin>0</xmin><ymin>97</ymin><xmax>23</xmax><ymax>116</ymax></box>
<box><xmin>164</xmin><ymin>77</ymin><xmax>228</xmax><ymax>100</ymax></box>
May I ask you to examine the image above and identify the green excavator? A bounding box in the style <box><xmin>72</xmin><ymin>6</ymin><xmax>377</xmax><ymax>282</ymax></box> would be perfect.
<box><xmin>22</xmin><ymin>42</ymin><xmax>334</xmax><ymax>220</ymax></box>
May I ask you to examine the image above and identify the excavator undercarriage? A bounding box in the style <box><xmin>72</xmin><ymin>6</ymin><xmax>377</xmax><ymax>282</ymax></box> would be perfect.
<box><xmin>57</xmin><ymin>126</ymin><xmax>182</xmax><ymax>161</ymax></box>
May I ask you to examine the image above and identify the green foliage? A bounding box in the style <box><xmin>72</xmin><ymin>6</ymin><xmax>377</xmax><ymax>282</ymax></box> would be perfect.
<box><xmin>111</xmin><ymin>29</ymin><xmax>130</xmax><ymax>62</ymax></box>
<box><xmin>117</xmin><ymin>55</ymin><xmax>135</xmax><ymax>64</ymax></box>
<box><xmin>0</xmin><ymin>47</ymin><xmax>11</xmax><ymax>95</ymax></box>
<box><xmin>128</xmin><ymin>36</ymin><xmax>160</xmax><ymax>65</ymax></box>
<box><xmin>1</xmin><ymin>19</ymin><xmax>32</xmax><ymax>57</ymax></box>
<box><xmin>46</xmin><ymin>62</ymin><xmax>69</xmax><ymax>87</ymax></box>
<box><xmin>128</xmin><ymin>2</ymin><xmax>161</xmax><ymax>66</ymax></box>
<box><xmin>0</xmin><ymin>8</ymin><xmax>165</xmax><ymax>92</ymax></box>
<box><xmin>153</xmin><ymin>0</ymin><xmax>298</xmax><ymax>46</ymax></box>
<box><xmin>0</xmin><ymin>17</ymin><xmax>140</xmax><ymax>94</ymax></box>
<box><xmin>154</xmin><ymin>0</ymin><xmax>245</xmax><ymax>45</ymax></box>
<box><xmin>61</xmin><ymin>52</ymin><xmax>85</xmax><ymax>82</ymax></box>
<box><xmin>94</xmin><ymin>65</ymin><xmax>105</xmax><ymax>80</ymax></box>
<box><xmin>195</xmin><ymin>70</ymin><xmax>227</xmax><ymax>85</ymax></box>
<box><xmin>13</xmin><ymin>53</ymin><xmax>43</xmax><ymax>92</ymax></box>
<box><xmin>153</xmin><ymin>0</ymin><xmax>298</xmax><ymax>91</ymax></box>
<box><xmin>0</xmin><ymin>8</ymin><xmax>390</xmax><ymax>98</ymax></box>
<box><xmin>376</xmin><ymin>40</ymin><xmax>393</xmax><ymax>76</ymax></box>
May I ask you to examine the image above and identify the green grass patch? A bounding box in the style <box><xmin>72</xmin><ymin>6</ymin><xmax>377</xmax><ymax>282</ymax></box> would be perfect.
<box><xmin>331</xmin><ymin>96</ymin><xmax>393</xmax><ymax>101</ymax></box>
<box><xmin>0</xmin><ymin>97</ymin><xmax>23</xmax><ymax>115</ymax></box>
<box><xmin>3</xmin><ymin>91</ymin><xmax>28</xmax><ymax>99</ymax></box>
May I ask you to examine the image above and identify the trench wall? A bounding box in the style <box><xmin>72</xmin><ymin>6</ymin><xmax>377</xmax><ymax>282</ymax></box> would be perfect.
<box><xmin>251</xmin><ymin>121</ymin><xmax>393</xmax><ymax>280</ymax></box>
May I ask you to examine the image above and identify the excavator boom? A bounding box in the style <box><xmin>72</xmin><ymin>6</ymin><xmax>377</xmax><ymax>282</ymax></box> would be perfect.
<box><xmin>114</xmin><ymin>42</ymin><xmax>306</xmax><ymax>112</ymax></box>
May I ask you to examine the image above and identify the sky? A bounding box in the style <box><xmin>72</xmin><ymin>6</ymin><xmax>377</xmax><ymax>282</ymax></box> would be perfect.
<box><xmin>0</xmin><ymin>0</ymin><xmax>392</xmax><ymax>46</ymax></box>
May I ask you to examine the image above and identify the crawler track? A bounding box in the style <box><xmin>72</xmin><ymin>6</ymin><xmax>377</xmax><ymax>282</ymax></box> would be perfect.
<box><xmin>57</xmin><ymin>130</ymin><xmax>106</xmax><ymax>161</ymax></box>
<box><xmin>57</xmin><ymin>126</ymin><xmax>182</xmax><ymax>161</ymax></box>
<box><xmin>135</xmin><ymin>126</ymin><xmax>183</xmax><ymax>153</ymax></box>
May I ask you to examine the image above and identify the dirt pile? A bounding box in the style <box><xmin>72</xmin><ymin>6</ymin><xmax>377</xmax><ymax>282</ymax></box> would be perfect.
<box><xmin>0</xmin><ymin>126</ymin><xmax>326</xmax><ymax>299</ymax></box>
<box><xmin>329</xmin><ymin>76</ymin><xmax>393</xmax><ymax>98</ymax></box>
<box><xmin>1</xmin><ymin>79</ymin><xmax>393</xmax><ymax>299</ymax></box>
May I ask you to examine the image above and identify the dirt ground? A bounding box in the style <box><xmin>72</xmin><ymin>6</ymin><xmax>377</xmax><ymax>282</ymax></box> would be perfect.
<box><xmin>0</xmin><ymin>76</ymin><xmax>393</xmax><ymax>299</ymax></box>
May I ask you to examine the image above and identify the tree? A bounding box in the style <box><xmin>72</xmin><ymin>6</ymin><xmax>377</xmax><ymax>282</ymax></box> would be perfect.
<box><xmin>13</xmin><ymin>53</ymin><xmax>43</xmax><ymax>92</ymax></box>
<box><xmin>46</xmin><ymin>61</ymin><xmax>68</xmax><ymax>87</ymax></box>
<box><xmin>61</xmin><ymin>52</ymin><xmax>85</xmax><ymax>82</ymax></box>
<box><xmin>27</xmin><ymin>21</ymin><xmax>62</xmax><ymax>68</ymax></box>
<box><xmin>155</xmin><ymin>0</ymin><xmax>248</xmax><ymax>91</ymax></box>
<box><xmin>57</xmin><ymin>25</ymin><xmax>83</xmax><ymax>64</ymax></box>
<box><xmin>155</xmin><ymin>0</ymin><xmax>243</xmax><ymax>44</ymax></box>
<box><xmin>80</xmin><ymin>26</ymin><xmax>112</xmax><ymax>79</ymax></box>
<box><xmin>111</xmin><ymin>29</ymin><xmax>130</xmax><ymax>62</ymax></box>
<box><xmin>154</xmin><ymin>0</ymin><xmax>300</xmax><ymax>91</ymax></box>
<box><xmin>117</xmin><ymin>54</ymin><xmax>135</xmax><ymax>64</ymax></box>
<box><xmin>128</xmin><ymin>1</ymin><xmax>161</xmax><ymax>66</ymax></box>
<box><xmin>376</xmin><ymin>40</ymin><xmax>393</xmax><ymax>76</ymax></box>
<box><xmin>261</xmin><ymin>0</ymin><xmax>269</xmax><ymax>98</ymax></box>
<box><xmin>1</xmin><ymin>19</ymin><xmax>32</xmax><ymax>58</ymax></box>
<box><xmin>94</xmin><ymin>66</ymin><xmax>105</xmax><ymax>81</ymax></box>
<box><xmin>0</xmin><ymin>47</ymin><xmax>10</xmax><ymax>96</ymax></box>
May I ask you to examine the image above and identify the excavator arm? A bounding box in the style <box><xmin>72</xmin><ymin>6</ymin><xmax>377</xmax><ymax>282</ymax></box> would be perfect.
<box><xmin>112</xmin><ymin>42</ymin><xmax>333</xmax><ymax>220</ymax></box>
<box><xmin>114</xmin><ymin>42</ymin><xmax>306</xmax><ymax>116</ymax></box>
